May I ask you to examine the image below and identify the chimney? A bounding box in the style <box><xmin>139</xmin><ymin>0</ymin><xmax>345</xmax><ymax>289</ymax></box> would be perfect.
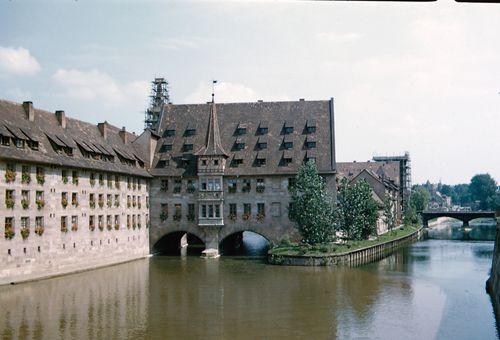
<box><xmin>97</xmin><ymin>121</ymin><xmax>108</xmax><ymax>140</ymax></box>
<box><xmin>55</xmin><ymin>110</ymin><xmax>66</xmax><ymax>128</ymax></box>
<box><xmin>23</xmin><ymin>101</ymin><xmax>34</xmax><ymax>121</ymax></box>
<box><xmin>119</xmin><ymin>126</ymin><xmax>128</xmax><ymax>144</ymax></box>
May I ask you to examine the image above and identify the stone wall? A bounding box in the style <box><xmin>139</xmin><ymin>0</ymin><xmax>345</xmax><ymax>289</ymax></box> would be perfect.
<box><xmin>0</xmin><ymin>160</ymin><xmax>150</xmax><ymax>285</ymax></box>
<box><xmin>487</xmin><ymin>213</ymin><xmax>500</xmax><ymax>319</ymax></box>
<box><xmin>150</xmin><ymin>173</ymin><xmax>337</xmax><ymax>251</ymax></box>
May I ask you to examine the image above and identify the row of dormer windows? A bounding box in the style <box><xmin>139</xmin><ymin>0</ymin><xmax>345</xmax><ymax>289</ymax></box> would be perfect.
<box><xmin>161</xmin><ymin>122</ymin><xmax>316</xmax><ymax>138</ymax></box>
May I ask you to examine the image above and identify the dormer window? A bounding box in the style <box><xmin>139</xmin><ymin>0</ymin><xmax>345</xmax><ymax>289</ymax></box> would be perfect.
<box><xmin>305</xmin><ymin>119</ymin><xmax>316</xmax><ymax>134</ymax></box>
<box><xmin>160</xmin><ymin>144</ymin><xmax>172</xmax><ymax>152</ymax></box>
<box><xmin>257</xmin><ymin>142</ymin><xmax>267</xmax><ymax>150</ymax></box>
<box><xmin>235</xmin><ymin>123</ymin><xmax>247</xmax><ymax>136</ymax></box>
<box><xmin>164</xmin><ymin>129</ymin><xmax>175</xmax><ymax>137</ymax></box>
<box><xmin>305</xmin><ymin>141</ymin><xmax>316</xmax><ymax>149</ymax></box>
<box><xmin>305</xmin><ymin>150</ymin><xmax>317</xmax><ymax>164</ymax></box>
<box><xmin>231</xmin><ymin>155</ymin><xmax>244</xmax><ymax>167</ymax></box>
<box><xmin>281</xmin><ymin>150</ymin><xmax>293</xmax><ymax>166</ymax></box>
<box><xmin>184</xmin><ymin>128</ymin><xmax>196</xmax><ymax>137</ymax></box>
<box><xmin>233</xmin><ymin>138</ymin><xmax>245</xmax><ymax>151</ymax></box>
<box><xmin>282</xmin><ymin>122</ymin><xmax>293</xmax><ymax>135</ymax></box>
<box><xmin>1</xmin><ymin>136</ymin><xmax>10</xmax><ymax>146</ymax></box>
<box><xmin>15</xmin><ymin>139</ymin><xmax>25</xmax><ymax>148</ymax></box>
<box><xmin>257</xmin><ymin>121</ymin><xmax>269</xmax><ymax>135</ymax></box>
<box><xmin>183</xmin><ymin>144</ymin><xmax>193</xmax><ymax>152</ymax></box>
<box><xmin>282</xmin><ymin>135</ymin><xmax>293</xmax><ymax>149</ymax></box>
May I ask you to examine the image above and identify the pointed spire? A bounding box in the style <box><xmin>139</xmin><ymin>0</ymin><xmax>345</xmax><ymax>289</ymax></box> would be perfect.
<box><xmin>195</xmin><ymin>98</ymin><xmax>228</xmax><ymax>157</ymax></box>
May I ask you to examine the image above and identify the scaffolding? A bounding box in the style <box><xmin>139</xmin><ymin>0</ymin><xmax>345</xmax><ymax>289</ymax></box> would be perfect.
<box><xmin>373</xmin><ymin>152</ymin><xmax>412</xmax><ymax>211</ymax></box>
<box><xmin>144</xmin><ymin>78</ymin><xmax>170</xmax><ymax>131</ymax></box>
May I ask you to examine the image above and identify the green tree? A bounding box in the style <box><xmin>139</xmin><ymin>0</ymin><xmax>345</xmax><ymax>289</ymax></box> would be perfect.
<box><xmin>410</xmin><ymin>187</ymin><xmax>430</xmax><ymax>213</ymax></box>
<box><xmin>337</xmin><ymin>178</ymin><xmax>378</xmax><ymax>240</ymax></box>
<box><xmin>383</xmin><ymin>194</ymin><xmax>396</xmax><ymax>232</ymax></box>
<box><xmin>289</xmin><ymin>161</ymin><xmax>337</xmax><ymax>244</ymax></box>
<box><xmin>469</xmin><ymin>174</ymin><xmax>497</xmax><ymax>210</ymax></box>
<box><xmin>486</xmin><ymin>192</ymin><xmax>500</xmax><ymax>212</ymax></box>
<box><xmin>403</xmin><ymin>204</ymin><xmax>418</xmax><ymax>226</ymax></box>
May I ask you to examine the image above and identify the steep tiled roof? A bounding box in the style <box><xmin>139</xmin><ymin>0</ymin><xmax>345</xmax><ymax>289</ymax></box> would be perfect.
<box><xmin>151</xmin><ymin>99</ymin><xmax>336</xmax><ymax>177</ymax></box>
<box><xmin>0</xmin><ymin>99</ymin><xmax>151</xmax><ymax>177</ymax></box>
<box><xmin>337</xmin><ymin>161</ymin><xmax>400</xmax><ymax>186</ymax></box>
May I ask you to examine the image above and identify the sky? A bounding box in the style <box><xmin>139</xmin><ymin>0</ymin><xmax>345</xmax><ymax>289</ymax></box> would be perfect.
<box><xmin>0</xmin><ymin>0</ymin><xmax>499</xmax><ymax>185</ymax></box>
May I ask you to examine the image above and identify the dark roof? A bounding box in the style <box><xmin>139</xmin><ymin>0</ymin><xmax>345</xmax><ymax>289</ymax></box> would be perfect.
<box><xmin>0</xmin><ymin>99</ymin><xmax>151</xmax><ymax>177</ymax></box>
<box><xmin>337</xmin><ymin>161</ymin><xmax>400</xmax><ymax>186</ymax></box>
<box><xmin>151</xmin><ymin>99</ymin><xmax>336</xmax><ymax>176</ymax></box>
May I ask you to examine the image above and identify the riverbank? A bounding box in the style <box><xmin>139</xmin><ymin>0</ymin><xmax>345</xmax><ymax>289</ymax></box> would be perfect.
<box><xmin>268</xmin><ymin>225</ymin><xmax>422</xmax><ymax>266</ymax></box>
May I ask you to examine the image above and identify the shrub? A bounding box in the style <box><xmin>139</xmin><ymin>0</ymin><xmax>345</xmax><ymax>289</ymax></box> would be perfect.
<box><xmin>21</xmin><ymin>227</ymin><xmax>30</xmax><ymax>239</ymax></box>
<box><xmin>35</xmin><ymin>225</ymin><xmax>44</xmax><ymax>236</ymax></box>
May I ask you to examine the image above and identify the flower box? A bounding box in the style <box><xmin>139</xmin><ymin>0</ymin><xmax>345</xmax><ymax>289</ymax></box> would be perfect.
<box><xmin>20</xmin><ymin>227</ymin><xmax>30</xmax><ymax>239</ymax></box>
<box><xmin>6</xmin><ymin>198</ymin><xmax>14</xmax><ymax>209</ymax></box>
<box><xmin>160</xmin><ymin>211</ymin><xmax>168</xmax><ymax>221</ymax></box>
<box><xmin>35</xmin><ymin>225</ymin><xmax>44</xmax><ymax>236</ymax></box>
<box><xmin>5</xmin><ymin>169</ymin><xmax>16</xmax><ymax>183</ymax></box>
<box><xmin>21</xmin><ymin>199</ymin><xmax>29</xmax><ymax>209</ymax></box>
<box><xmin>61</xmin><ymin>198</ymin><xmax>68</xmax><ymax>208</ymax></box>
<box><xmin>173</xmin><ymin>214</ymin><xmax>181</xmax><ymax>221</ymax></box>
<box><xmin>21</xmin><ymin>172</ymin><xmax>31</xmax><ymax>184</ymax></box>
<box><xmin>36</xmin><ymin>174</ymin><xmax>45</xmax><ymax>185</ymax></box>
<box><xmin>36</xmin><ymin>199</ymin><xmax>45</xmax><ymax>210</ymax></box>
<box><xmin>4</xmin><ymin>226</ymin><xmax>15</xmax><ymax>239</ymax></box>
<box><xmin>114</xmin><ymin>224</ymin><xmax>120</xmax><ymax>230</ymax></box>
<box><xmin>242</xmin><ymin>213</ymin><xmax>251</xmax><ymax>221</ymax></box>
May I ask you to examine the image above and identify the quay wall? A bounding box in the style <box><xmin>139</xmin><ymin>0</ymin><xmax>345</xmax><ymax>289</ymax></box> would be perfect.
<box><xmin>487</xmin><ymin>213</ymin><xmax>500</xmax><ymax>323</ymax></box>
<box><xmin>268</xmin><ymin>227</ymin><xmax>423</xmax><ymax>267</ymax></box>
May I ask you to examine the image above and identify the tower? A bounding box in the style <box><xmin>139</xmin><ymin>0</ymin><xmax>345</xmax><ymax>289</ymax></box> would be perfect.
<box><xmin>144</xmin><ymin>78</ymin><xmax>170</xmax><ymax>131</ymax></box>
<box><xmin>195</xmin><ymin>86</ymin><xmax>228</xmax><ymax>257</ymax></box>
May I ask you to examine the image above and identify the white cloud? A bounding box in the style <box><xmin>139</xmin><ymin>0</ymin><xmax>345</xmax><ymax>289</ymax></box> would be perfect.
<box><xmin>0</xmin><ymin>46</ymin><xmax>41</xmax><ymax>75</ymax></box>
<box><xmin>315</xmin><ymin>32</ymin><xmax>361</xmax><ymax>44</ymax></box>
<box><xmin>51</xmin><ymin>69</ymin><xmax>149</xmax><ymax>107</ymax></box>
<box><xmin>184</xmin><ymin>81</ymin><xmax>289</xmax><ymax>104</ymax></box>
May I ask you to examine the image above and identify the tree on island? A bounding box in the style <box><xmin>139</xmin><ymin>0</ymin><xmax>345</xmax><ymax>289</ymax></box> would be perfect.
<box><xmin>383</xmin><ymin>194</ymin><xmax>396</xmax><ymax>232</ymax></box>
<box><xmin>469</xmin><ymin>174</ymin><xmax>497</xmax><ymax>210</ymax></box>
<box><xmin>337</xmin><ymin>178</ymin><xmax>378</xmax><ymax>240</ymax></box>
<box><xmin>288</xmin><ymin>161</ymin><xmax>337</xmax><ymax>245</ymax></box>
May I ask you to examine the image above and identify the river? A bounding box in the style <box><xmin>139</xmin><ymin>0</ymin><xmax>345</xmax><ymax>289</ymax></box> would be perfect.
<box><xmin>0</xmin><ymin>221</ymin><xmax>497</xmax><ymax>339</ymax></box>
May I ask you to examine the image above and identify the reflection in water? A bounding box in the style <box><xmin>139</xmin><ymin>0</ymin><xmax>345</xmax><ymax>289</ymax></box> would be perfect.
<box><xmin>427</xmin><ymin>219</ymin><xmax>496</xmax><ymax>241</ymax></box>
<box><xmin>0</xmin><ymin>222</ymin><xmax>496</xmax><ymax>339</ymax></box>
<box><xmin>220</xmin><ymin>231</ymin><xmax>270</xmax><ymax>257</ymax></box>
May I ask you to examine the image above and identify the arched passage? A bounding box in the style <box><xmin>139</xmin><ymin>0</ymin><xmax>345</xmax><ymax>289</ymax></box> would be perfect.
<box><xmin>219</xmin><ymin>231</ymin><xmax>272</xmax><ymax>257</ymax></box>
<box><xmin>153</xmin><ymin>231</ymin><xmax>205</xmax><ymax>256</ymax></box>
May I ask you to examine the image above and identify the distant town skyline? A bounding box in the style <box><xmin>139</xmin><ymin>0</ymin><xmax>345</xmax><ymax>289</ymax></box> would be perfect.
<box><xmin>1</xmin><ymin>0</ymin><xmax>499</xmax><ymax>184</ymax></box>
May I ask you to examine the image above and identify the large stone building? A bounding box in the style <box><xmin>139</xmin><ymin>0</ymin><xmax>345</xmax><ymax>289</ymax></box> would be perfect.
<box><xmin>150</xmin><ymin>98</ymin><xmax>337</xmax><ymax>257</ymax></box>
<box><xmin>0</xmin><ymin>94</ymin><xmax>337</xmax><ymax>282</ymax></box>
<box><xmin>0</xmin><ymin>99</ymin><xmax>152</xmax><ymax>285</ymax></box>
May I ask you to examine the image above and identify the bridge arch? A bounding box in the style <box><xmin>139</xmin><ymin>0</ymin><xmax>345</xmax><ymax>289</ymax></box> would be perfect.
<box><xmin>151</xmin><ymin>228</ymin><xmax>206</xmax><ymax>254</ymax></box>
<box><xmin>218</xmin><ymin>224</ymin><xmax>283</xmax><ymax>247</ymax></box>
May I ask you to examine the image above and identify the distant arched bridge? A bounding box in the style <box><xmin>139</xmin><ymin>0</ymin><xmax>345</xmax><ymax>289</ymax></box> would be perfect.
<box><xmin>422</xmin><ymin>211</ymin><xmax>496</xmax><ymax>227</ymax></box>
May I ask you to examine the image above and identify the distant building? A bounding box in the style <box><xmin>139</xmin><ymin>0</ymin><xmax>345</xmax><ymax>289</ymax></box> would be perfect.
<box><xmin>337</xmin><ymin>161</ymin><xmax>401</xmax><ymax>234</ymax></box>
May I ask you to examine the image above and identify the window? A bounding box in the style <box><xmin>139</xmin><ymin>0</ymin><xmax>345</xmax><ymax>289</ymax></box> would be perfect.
<box><xmin>213</xmin><ymin>159</ymin><xmax>219</xmax><ymax>166</ymax></box>
<box><xmin>61</xmin><ymin>216</ymin><xmax>67</xmax><ymax>231</ymax></box>
<box><xmin>288</xmin><ymin>178</ymin><xmax>296</xmax><ymax>190</ymax></box>
<box><xmin>114</xmin><ymin>194</ymin><xmax>120</xmax><ymax>207</ymax></box>
<box><xmin>72</xmin><ymin>171</ymin><xmax>79</xmax><ymax>185</ymax></box>
<box><xmin>305</xmin><ymin>141</ymin><xmax>316</xmax><ymax>149</ymax></box>
<box><xmin>161</xmin><ymin>179</ymin><xmax>168</xmax><ymax>191</ymax></box>
<box><xmin>1</xmin><ymin>135</ymin><xmax>10</xmax><ymax>146</ymax></box>
<box><xmin>234</xmin><ymin>141</ymin><xmax>245</xmax><ymax>151</ymax></box>
<box><xmin>71</xmin><ymin>216</ymin><xmax>78</xmax><ymax>230</ymax></box>
<box><xmin>5</xmin><ymin>217</ymin><xmax>14</xmax><ymax>238</ymax></box>
<box><xmin>231</xmin><ymin>158</ymin><xmax>243</xmax><ymax>167</ymax></box>
<box><xmin>283</xmin><ymin>126</ymin><xmax>293</xmax><ymax>134</ymax></box>
<box><xmin>164</xmin><ymin>129</ymin><xmax>175</xmax><ymax>137</ymax></box>
<box><xmin>257</xmin><ymin>203</ymin><xmax>265</xmax><ymax>218</ymax></box>
<box><xmin>255</xmin><ymin>157</ymin><xmax>266</xmax><ymax>167</ymax></box>
<box><xmin>257</xmin><ymin>127</ymin><xmax>268</xmax><ymax>135</ymax></box>
<box><xmin>160</xmin><ymin>144</ymin><xmax>172</xmax><ymax>152</ymax></box>
<box><xmin>215</xmin><ymin>205</ymin><xmax>220</xmax><ymax>218</ymax></box>
<box><xmin>228</xmin><ymin>179</ymin><xmax>237</xmax><ymax>193</ymax></box>
<box><xmin>61</xmin><ymin>192</ymin><xmax>68</xmax><ymax>207</ymax></box>
<box><xmin>35</xmin><ymin>216</ymin><xmax>44</xmax><ymax>228</ymax></box>
<box><xmin>21</xmin><ymin>216</ymin><xmax>29</xmax><ymax>228</ymax></box>
<box><xmin>243</xmin><ymin>204</ymin><xmax>251</xmax><ymax>219</ymax></box>
<box><xmin>99</xmin><ymin>215</ymin><xmax>104</xmax><ymax>229</ymax></box>
<box><xmin>235</xmin><ymin>127</ymin><xmax>247</xmax><ymax>135</ymax></box>
<box><xmin>201</xmin><ymin>205</ymin><xmax>207</xmax><ymax>218</ymax></box>
<box><xmin>21</xmin><ymin>165</ymin><xmax>30</xmax><ymax>183</ymax></box>
<box><xmin>229</xmin><ymin>203</ymin><xmax>237</xmax><ymax>218</ymax></box>
<box><xmin>257</xmin><ymin>142</ymin><xmax>267</xmax><ymax>150</ymax></box>
<box><xmin>174</xmin><ymin>204</ymin><xmax>182</xmax><ymax>220</ymax></box>
<box><xmin>173</xmin><ymin>178</ymin><xmax>182</xmax><ymax>193</ymax></box>
<box><xmin>256</xmin><ymin>179</ymin><xmax>265</xmax><ymax>192</ymax></box>
<box><xmin>89</xmin><ymin>215</ymin><xmax>95</xmax><ymax>229</ymax></box>
<box><xmin>62</xmin><ymin>169</ymin><xmax>68</xmax><ymax>183</ymax></box>
<box><xmin>283</xmin><ymin>141</ymin><xmax>293</xmax><ymax>149</ymax></box>
<box><xmin>242</xmin><ymin>179</ymin><xmax>251</xmax><ymax>193</ymax></box>
<box><xmin>183</xmin><ymin>143</ymin><xmax>193</xmax><ymax>152</ymax></box>
<box><xmin>72</xmin><ymin>192</ymin><xmax>78</xmax><ymax>207</ymax></box>
<box><xmin>15</xmin><ymin>138</ymin><xmax>25</xmax><ymax>148</ymax></box>
<box><xmin>184</xmin><ymin>129</ymin><xmax>196</xmax><ymax>137</ymax></box>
